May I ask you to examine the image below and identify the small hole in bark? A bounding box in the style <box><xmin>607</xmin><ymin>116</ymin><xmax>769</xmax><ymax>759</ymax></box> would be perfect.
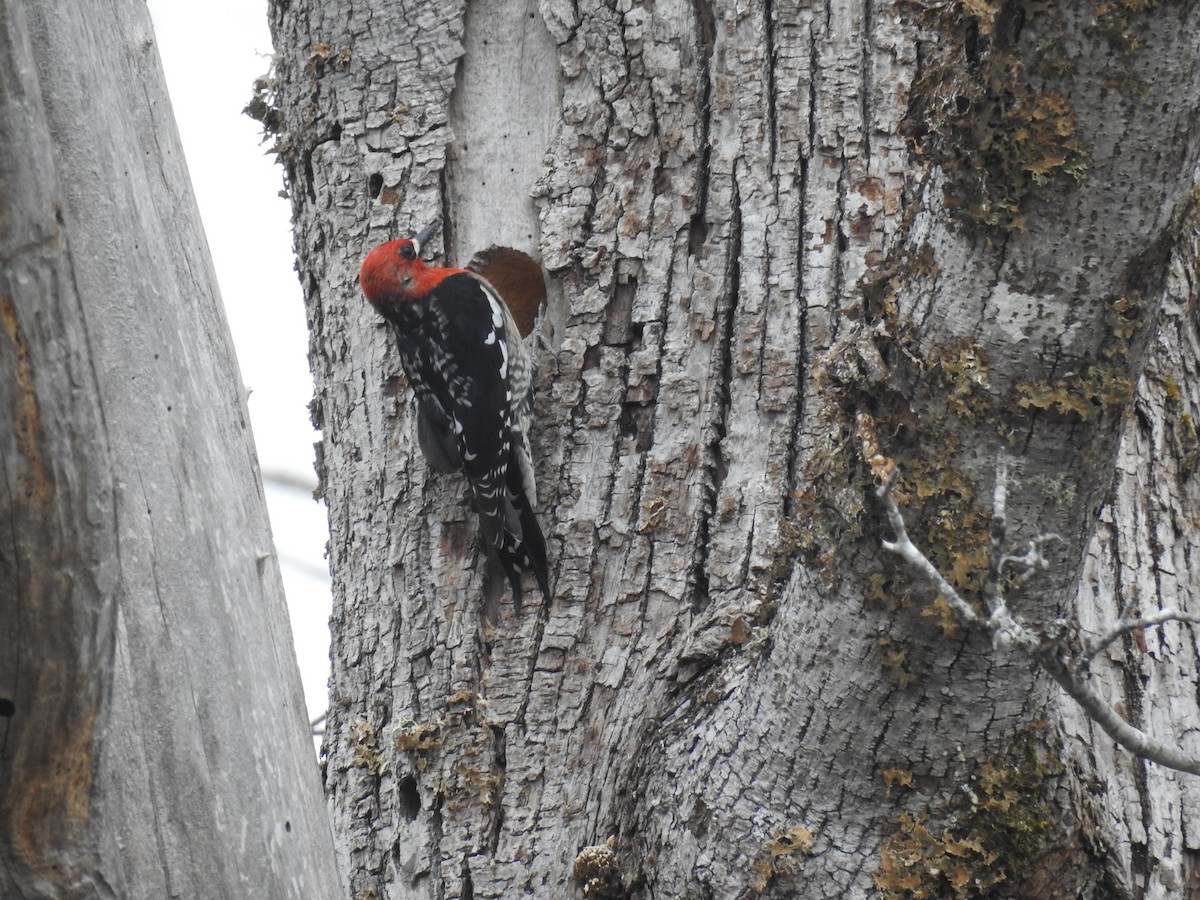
<box><xmin>397</xmin><ymin>775</ymin><xmax>421</xmax><ymax>821</ymax></box>
<box><xmin>1008</xmin><ymin>3</ymin><xmax>1026</xmax><ymax>43</ymax></box>
<box><xmin>620</xmin><ymin>403</ymin><xmax>655</xmax><ymax>452</ymax></box>
<box><xmin>0</xmin><ymin>698</ymin><xmax>14</xmax><ymax>716</ymax></box>
<box><xmin>368</xmin><ymin>173</ymin><xmax>383</xmax><ymax>199</ymax></box>
<box><xmin>284</xmin><ymin>820</ymin><xmax>291</xmax><ymax>833</ymax></box>
<box><xmin>964</xmin><ymin>17</ymin><xmax>980</xmax><ymax>67</ymax></box>
<box><xmin>303</xmin><ymin>151</ymin><xmax>316</xmax><ymax>202</ymax></box>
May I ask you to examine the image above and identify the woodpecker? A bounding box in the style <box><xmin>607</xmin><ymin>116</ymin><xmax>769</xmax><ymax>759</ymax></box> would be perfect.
<box><xmin>359</xmin><ymin>220</ymin><xmax>549</xmax><ymax>605</ymax></box>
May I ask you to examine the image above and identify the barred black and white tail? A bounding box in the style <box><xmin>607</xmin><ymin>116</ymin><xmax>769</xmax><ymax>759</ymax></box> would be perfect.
<box><xmin>474</xmin><ymin>441</ymin><xmax>549</xmax><ymax>610</ymax></box>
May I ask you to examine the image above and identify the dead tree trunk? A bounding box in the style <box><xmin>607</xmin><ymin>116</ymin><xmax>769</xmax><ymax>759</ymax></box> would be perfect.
<box><xmin>0</xmin><ymin>1</ymin><xmax>341</xmax><ymax>896</ymax></box>
<box><xmin>267</xmin><ymin>0</ymin><xmax>1200</xmax><ymax>895</ymax></box>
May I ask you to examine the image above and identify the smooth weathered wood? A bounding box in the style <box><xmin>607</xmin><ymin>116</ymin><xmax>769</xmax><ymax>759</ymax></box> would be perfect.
<box><xmin>0</xmin><ymin>5</ymin><xmax>119</xmax><ymax>893</ymax></box>
<box><xmin>0</xmin><ymin>1</ymin><xmax>342</xmax><ymax>896</ymax></box>
<box><xmin>269</xmin><ymin>0</ymin><xmax>1200</xmax><ymax>895</ymax></box>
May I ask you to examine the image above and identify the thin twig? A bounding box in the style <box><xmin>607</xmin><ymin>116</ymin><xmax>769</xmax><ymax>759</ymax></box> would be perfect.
<box><xmin>999</xmin><ymin>534</ymin><xmax>1065</xmax><ymax>588</ymax></box>
<box><xmin>877</xmin><ymin>472</ymin><xmax>982</xmax><ymax>628</ymax></box>
<box><xmin>1080</xmin><ymin>609</ymin><xmax>1200</xmax><ymax>667</ymax></box>
<box><xmin>982</xmin><ymin>451</ymin><xmax>1009</xmax><ymax>617</ymax></box>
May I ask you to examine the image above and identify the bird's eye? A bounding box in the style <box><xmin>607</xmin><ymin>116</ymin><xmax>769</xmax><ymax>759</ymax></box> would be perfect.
<box><xmin>399</xmin><ymin>243</ymin><xmax>416</xmax><ymax>260</ymax></box>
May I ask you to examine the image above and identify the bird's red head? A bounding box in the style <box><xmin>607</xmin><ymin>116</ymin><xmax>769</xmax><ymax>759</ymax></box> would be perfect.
<box><xmin>359</xmin><ymin>220</ymin><xmax>442</xmax><ymax>307</ymax></box>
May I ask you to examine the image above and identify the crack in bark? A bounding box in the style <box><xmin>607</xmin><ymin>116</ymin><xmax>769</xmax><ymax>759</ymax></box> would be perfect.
<box><xmin>783</xmin><ymin>158</ymin><xmax>809</xmax><ymax>512</ymax></box>
<box><xmin>689</xmin><ymin>173</ymin><xmax>742</xmax><ymax>614</ymax></box>
<box><xmin>861</xmin><ymin>0</ymin><xmax>875</xmax><ymax>166</ymax></box>
<box><xmin>762</xmin><ymin>0</ymin><xmax>779</xmax><ymax>176</ymax></box>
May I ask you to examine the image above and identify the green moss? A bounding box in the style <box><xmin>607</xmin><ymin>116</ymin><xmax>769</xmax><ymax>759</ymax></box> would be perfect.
<box><xmin>1015</xmin><ymin>363</ymin><xmax>1134</xmax><ymax>420</ymax></box>
<box><xmin>748</xmin><ymin>825</ymin><xmax>816</xmax><ymax>896</ymax></box>
<box><xmin>927</xmin><ymin>341</ymin><xmax>993</xmax><ymax>423</ymax></box>
<box><xmin>874</xmin><ymin>731</ymin><xmax>1065</xmax><ymax>898</ymax></box>
<box><xmin>891</xmin><ymin>428</ymin><xmax>991</xmax><ymax>593</ymax></box>
<box><xmin>1163</xmin><ymin>375</ymin><xmax>1182</xmax><ymax>404</ymax></box>
<box><xmin>348</xmin><ymin>720</ymin><xmax>387</xmax><ymax>776</ymax></box>
<box><xmin>903</xmin><ymin>1</ymin><xmax>1090</xmax><ymax>232</ymax></box>
<box><xmin>1011</xmin><ymin>293</ymin><xmax>1144</xmax><ymax>421</ymax></box>
<box><xmin>1090</xmin><ymin>0</ymin><xmax>1159</xmax><ymax>54</ymax></box>
<box><xmin>572</xmin><ymin>838</ymin><xmax>625</xmax><ymax>900</ymax></box>
<box><xmin>389</xmin><ymin>718</ymin><xmax>444</xmax><ymax>772</ymax></box>
<box><xmin>306</xmin><ymin>41</ymin><xmax>351</xmax><ymax>77</ymax></box>
<box><xmin>877</xmin><ymin>635</ymin><xmax>920</xmax><ymax>687</ymax></box>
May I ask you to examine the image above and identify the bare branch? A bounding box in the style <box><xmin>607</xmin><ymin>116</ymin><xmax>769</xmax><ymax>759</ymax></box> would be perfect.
<box><xmin>1036</xmin><ymin>652</ymin><xmax>1200</xmax><ymax>777</ymax></box>
<box><xmin>262</xmin><ymin>468</ymin><xmax>321</xmax><ymax>495</ymax></box>
<box><xmin>1080</xmin><ymin>609</ymin><xmax>1200</xmax><ymax>667</ymax></box>
<box><xmin>991</xmin><ymin>450</ymin><xmax>1009</xmax><ymax>525</ymax></box>
<box><xmin>876</xmin><ymin>459</ymin><xmax>1200</xmax><ymax>777</ymax></box>
<box><xmin>982</xmin><ymin>451</ymin><xmax>1009</xmax><ymax>617</ymax></box>
<box><xmin>877</xmin><ymin>472</ymin><xmax>983</xmax><ymax>629</ymax></box>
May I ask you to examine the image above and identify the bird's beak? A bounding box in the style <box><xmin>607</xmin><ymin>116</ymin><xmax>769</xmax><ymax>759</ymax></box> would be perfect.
<box><xmin>413</xmin><ymin>218</ymin><xmax>442</xmax><ymax>257</ymax></box>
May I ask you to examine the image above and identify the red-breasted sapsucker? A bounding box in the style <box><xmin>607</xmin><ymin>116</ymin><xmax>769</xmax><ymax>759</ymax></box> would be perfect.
<box><xmin>359</xmin><ymin>220</ymin><xmax>549</xmax><ymax>605</ymax></box>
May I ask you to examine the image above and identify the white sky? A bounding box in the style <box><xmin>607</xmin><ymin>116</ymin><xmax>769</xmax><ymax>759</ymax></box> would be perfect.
<box><xmin>146</xmin><ymin>0</ymin><xmax>332</xmax><ymax>731</ymax></box>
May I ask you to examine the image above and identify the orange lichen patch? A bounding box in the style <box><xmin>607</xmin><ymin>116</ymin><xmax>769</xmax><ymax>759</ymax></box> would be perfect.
<box><xmin>1</xmin><ymin>295</ymin><xmax>51</xmax><ymax>504</ymax></box>
<box><xmin>12</xmin><ymin>702</ymin><xmax>97</xmax><ymax>866</ymax></box>
<box><xmin>467</xmin><ymin>246</ymin><xmax>547</xmax><ymax>338</ymax></box>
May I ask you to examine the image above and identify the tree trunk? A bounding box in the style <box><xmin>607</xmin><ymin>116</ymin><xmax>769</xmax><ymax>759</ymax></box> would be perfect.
<box><xmin>0</xmin><ymin>1</ymin><xmax>341</xmax><ymax>896</ymax></box>
<box><xmin>268</xmin><ymin>0</ymin><xmax>1200</xmax><ymax>896</ymax></box>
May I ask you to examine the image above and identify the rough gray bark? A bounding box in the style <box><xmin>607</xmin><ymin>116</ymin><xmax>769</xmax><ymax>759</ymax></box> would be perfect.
<box><xmin>0</xmin><ymin>1</ymin><xmax>341</xmax><ymax>896</ymax></box>
<box><xmin>267</xmin><ymin>0</ymin><xmax>1200</xmax><ymax>896</ymax></box>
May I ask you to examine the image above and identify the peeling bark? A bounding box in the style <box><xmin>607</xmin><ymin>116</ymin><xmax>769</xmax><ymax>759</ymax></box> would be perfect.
<box><xmin>268</xmin><ymin>0</ymin><xmax>1200</xmax><ymax>896</ymax></box>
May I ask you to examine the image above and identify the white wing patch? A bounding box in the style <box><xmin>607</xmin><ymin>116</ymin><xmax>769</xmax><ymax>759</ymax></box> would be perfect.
<box><xmin>485</xmin><ymin>290</ymin><xmax>505</xmax><ymax>330</ymax></box>
<box><xmin>479</xmin><ymin>279</ymin><xmax>510</xmax><ymax>379</ymax></box>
